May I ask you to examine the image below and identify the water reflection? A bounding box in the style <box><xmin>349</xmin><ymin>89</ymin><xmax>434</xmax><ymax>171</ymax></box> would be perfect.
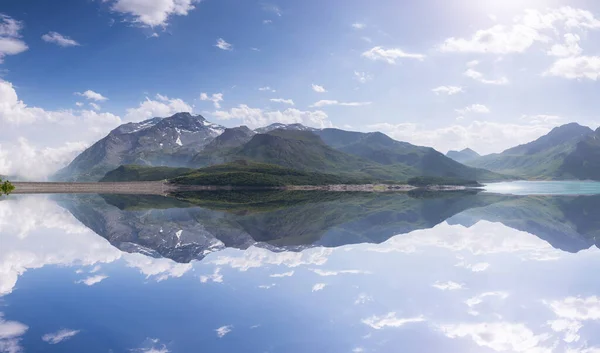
<box><xmin>0</xmin><ymin>191</ymin><xmax>600</xmax><ymax>352</ymax></box>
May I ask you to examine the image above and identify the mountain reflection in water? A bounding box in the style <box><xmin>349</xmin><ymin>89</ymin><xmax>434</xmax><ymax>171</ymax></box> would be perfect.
<box><xmin>1</xmin><ymin>191</ymin><xmax>600</xmax><ymax>353</ymax></box>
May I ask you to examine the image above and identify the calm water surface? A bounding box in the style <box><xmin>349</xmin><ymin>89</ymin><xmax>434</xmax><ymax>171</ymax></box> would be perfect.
<box><xmin>484</xmin><ymin>180</ymin><xmax>600</xmax><ymax>195</ymax></box>
<box><xmin>1</xmin><ymin>189</ymin><xmax>600</xmax><ymax>352</ymax></box>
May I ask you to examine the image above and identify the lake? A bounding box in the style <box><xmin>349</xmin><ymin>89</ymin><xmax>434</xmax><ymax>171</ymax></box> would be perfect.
<box><xmin>2</xmin><ymin>188</ymin><xmax>600</xmax><ymax>353</ymax></box>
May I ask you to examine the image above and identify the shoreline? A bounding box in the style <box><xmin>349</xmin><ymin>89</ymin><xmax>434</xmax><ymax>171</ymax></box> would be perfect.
<box><xmin>10</xmin><ymin>182</ymin><xmax>478</xmax><ymax>195</ymax></box>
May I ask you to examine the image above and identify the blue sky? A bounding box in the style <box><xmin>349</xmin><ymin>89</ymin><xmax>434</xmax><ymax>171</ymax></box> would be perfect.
<box><xmin>2</xmin><ymin>0</ymin><xmax>600</xmax><ymax>177</ymax></box>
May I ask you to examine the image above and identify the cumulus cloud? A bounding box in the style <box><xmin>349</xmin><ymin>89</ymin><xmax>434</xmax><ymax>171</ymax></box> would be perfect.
<box><xmin>76</xmin><ymin>90</ymin><xmax>108</xmax><ymax>101</ymax></box>
<box><xmin>354</xmin><ymin>71</ymin><xmax>372</xmax><ymax>83</ymax></box>
<box><xmin>0</xmin><ymin>14</ymin><xmax>28</xmax><ymax>63</ymax></box>
<box><xmin>89</xmin><ymin>102</ymin><xmax>101</xmax><ymax>111</ymax></box>
<box><xmin>215</xmin><ymin>38</ymin><xmax>232</xmax><ymax>51</ymax></box>
<box><xmin>41</xmin><ymin>32</ymin><xmax>80</xmax><ymax>47</ymax></box>
<box><xmin>211</xmin><ymin>104</ymin><xmax>332</xmax><ymax>129</ymax></box>
<box><xmin>548</xmin><ymin>33</ymin><xmax>582</xmax><ymax>57</ymax></box>
<box><xmin>366</xmin><ymin>120</ymin><xmax>560</xmax><ymax>155</ymax></box>
<box><xmin>432</xmin><ymin>86</ymin><xmax>463</xmax><ymax>95</ymax></box>
<box><xmin>42</xmin><ymin>329</ymin><xmax>80</xmax><ymax>344</ymax></box>
<box><xmin>270</xmin><ymin>98</ymin><xmax>294</xmax><ymax>105</ymax></box>
<box><xmin>362</xmin><ymin>313</ymin><xmax>425</xmax><ymax>329</ymax></box>
<box><xmin>215</xmin><ymin>325</ymin><xmax>232</xmax><ymax>338</ymax></box>
<box><xmin>0</xmin><ymin>314</ymin><xmax>28</xmax><ymax>353</ymax></box>
<box><xmin>464</xmin><ymin>67</ymin><xmax>509</xmax><ymax>85</ymax></box>
<box><xmin>439</xmin><ymin>322</ymin><xmax>552</xmax><ymax>352</ymax></box>
<box><xmin>210</xmin><ymin>247</ymin><xmax>332</xmax><ymax>271</ymax></box>
<box><xmin>108</xmin><ymin>0</ymin><xmax>198</xmax><ymax>27</ymax></box>
<box><xmin>76</xmin><ymin>275</ymin><xmax>108</xmax><ymax>286</ymax></box>
<box><xmin>352</xmin><ymin>23</ymin><xmax>366</xmax><ymax>29</ymax></box>
<box><xmin>312</xmin><ymin>283</ymin><xmax>327</xmax><ymax>292</ymax></box>
<box><xmin>354</xmin><ymin>293</ymin><xmax>373</xmax><ymax>305</ymax></box>
<box><xmin>362</xmin><ymin>46</ymin><xmax>425</xmax><ymax>64</ymax></box>
<box><xmin>124</xmin><ymin>94</ymin><xmax>192</xmax><ymax>122</ymax></box>
<box><xmin>456</xmin><ymin>104</ymin><xmax>490</xmax><ymax>114</ymax></box>
<box><xmin>200</xmin><ymin>92</ymin><xmax>223</xmax><ymax>108</ymax></box>
<box><xmin>312</xmin><ymin>84</ymin><xmax>327</xmax><ymax>93</ymax></box>
<box><xmin>545</xmin><ymin>56</ymin><xmax>600</xmax><ymax>80</ymax></box>
<box><xmin>439</xmin><ymin>7</ymin><xmax>600</xmax><ymax>56</ymax></box>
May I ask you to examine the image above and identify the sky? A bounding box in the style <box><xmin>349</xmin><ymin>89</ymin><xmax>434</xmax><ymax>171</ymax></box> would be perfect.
<box><xmin>2</xmin><ymin>0</ymin><xmax>600</xmax><ymax>178</ymax></box>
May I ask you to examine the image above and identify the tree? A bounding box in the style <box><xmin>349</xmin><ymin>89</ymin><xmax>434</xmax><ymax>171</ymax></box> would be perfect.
<box><xmin>0</xmin><ymin>179</ymin><xmax>15</xmax><ymax>196</ymax></box>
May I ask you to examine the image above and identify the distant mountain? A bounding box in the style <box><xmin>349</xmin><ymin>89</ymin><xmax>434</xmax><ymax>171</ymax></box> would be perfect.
<box><xmin>446</xmin><ymin>148</ymin><xmax>480</xmax><ymax>163</ymax></box>
<box><xmin>53</xmin><ymin>113</ymin><xmax>224</xmax><ymax>181</ymax></box>
<box><xmin>55</xmin><ymin>114</ymin><xmax>506</xmax><ymax>183</ymax></box>
<box><xmin>466</xmin><ymin>123</ymin><xmax>596</xmax><ymax>179</ymax></box>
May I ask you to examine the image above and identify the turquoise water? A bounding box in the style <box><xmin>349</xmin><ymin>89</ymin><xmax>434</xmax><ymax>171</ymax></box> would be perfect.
<box><xmin>484</xmin><ymin>180</ymin><xmax>600</xmax><ymax>195</ymax></box>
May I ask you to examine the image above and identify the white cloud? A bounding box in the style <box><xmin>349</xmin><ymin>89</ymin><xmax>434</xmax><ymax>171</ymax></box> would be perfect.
<box><xmin>548</xmin><ymin>319</ymin><xmax>583</xmax><ymax>343</ymax></box>
<box><xmin>362</xmin><ymin>313</ymin><xmax>425</xmax><ymax>329</ymax></box>
<box><xmin>215</xmin><ymin>38</ymin><xmax>232</xmax><ymax>51</ymax></box>
<box><xmin>352</xmin><ymin>23</ymin><xmax>366</xmax><ymax>30</ymax></box>
<box><xmin>439</xmin><ymin>322</ymin><xmax>552</xmax><ymax>352</ymax></box>
<box><xmin>270</xmin><ymin>271</ymin><xmax>294</xmax><ymax>278</ymax></box>
<box><xmin>124</xmin><ymin>253</ymin><xmax>192</xmax><ymax>282</ymax></box>
<box><xmin>259</xmin><ymin>86</ymin><xmax>276</xmax><ymax>92</ymax></box>
<box><xmin>200</xmin><ymin>92</ymin><xmax>224</xmax><ymax>108</ymax></box>
<box><xmin>310</xmin><ymin>100</ymin><xmax>371</xmax><ymax>108</ymax></box>
<box><xmin>263</xmin><ymin>20</ymin><xmax>272</xmax><ymax>25</ymax></box>
<box><xmin>455</xmin><ymin>261</ymin><xmax>490</xmax><ymax>272</ymax></box>
<box><xmin>89</xmin><ymin>102</ymin><xmax>101</xmax><ymax>111</ymax></box>
<box><xmin>310</xmin><ymin>269</ymin><xmax>370</xmax><ymax>276</ymax></box>
<box><xmin>76</xmin><ymin>90</ymin><xmax>108</xmax><ymax>102</ymax></box>
<box><xmin>432</xmin><ymin>86</ymin><xmax>463</xmax><ymax>95</ymax></box>
<box><xmin>0</xmin><ymin>314</ymin><xmax>28</xmax><ymax>353</ymax></box>
<box><xmin>215</xmin><ymin>325</ymin><xmax>232</xmax><ymax>338</ymax></box>
<box><xmin>464</xmin><ymin>68</ymin><xmax>509</xmax><ymax>85</ymax></box>
<box><xmin>354</xmin><ymin>71</ymin><xmax>372</xmax><ymax>83</ymax></box>
<box><xmin>354</xmin><ymin>293</ymin><xmax>373</xmax><ymax>305</ymax></box>
<box><xmin>548</xmin><ymin>33</ymin><xmax>582</xmax><ymax>57</ymax></box>
<box><xmin>270</xmin><ymin>98</ymin><xmax>295</xmax><ymax>105</ymax></box>
<box><xmin>362</xmin><ymin>46</ymin><xmax>425</xmax><ymax>64</ymax></box>
<box><xmin>42</xmin><ymin>329</ymin><xmax>80</xmax><ymax>344</ymax></box>
<box><xmin>0</xmin><ymin>14</ymin><xmax>28</xmax><ymax>63</ymax></box>
<box><xmin>440</xmin><ymin>7</ymin><xmax>600</xmax><ymax>56</ymax></box>
<box><xmin>199</xmin><ymin>267</ymin><xmax>223</xmax><ymax>283</ymax></box>
<box><xmin>124</xmin><ymin>94</ymin><xmax>192</xmax><ymax>122</ymax></box>
<box><xmin>440</xmin><ymin>24</ymin><xmax>547</xmax><ymax>54</ymax></box>
<box><xmin>465</xmin><ymin>291</ymin><xmax>509</xmax><ymax>307</ymax></box>
<box><xmin>258</xmin><ymin>283</ymin><xmax>275</xmax><ymax>289</ymax></box>
<box><xmin>109</xmin><ymin>0</ymin><xmax>197</xmax><ymax>27</ymax></box>
<box><xmin>262</xmin><ymin>4</ymin><xmax>282</xmax><ymax>17</ymax></box>
<box><xmin>312</xmin><ymin>283</ymin><xmax>327</xmax><ymax>292</ymax></box>
<box><xmin>456</xmin><ymin>104</ymin><xmax>490</xmax><ymax>114</ymax></box>
<box><xmin>548</xmin><ymin>296</ymin><xmax>600</xmax><ymax>321</ymax></box>
<box><xmin>41</xmin><ymin>32</ymin><xmax>80</xmax><ymax>47</ymax></box>
<box><xmin>368</xmin><ymin>119</ymin><xmax>560</xmax><ymax>155</ymax></box>
<box><xmin>545</xmin><ymin>56</ymin><xmax>600</xmax><ymax>80</ymax></box>
<box><xmin>211</xmin><ymin>104</ymin><xmax>332</xmax><ymax>129</ymax></box>
<box><xmin>76</xmin><ymin>275</ymin><xmax>108</xmax><ymax>286</ymax></box>
<box><xmin>211</xmin><ymin>247</ymin><xmax>332</xmax><ymax>271</ymax></box>
<box><xmin>432</xmin><ymin>281</ymin><xmax>463</xmax><ymax>291</ymax></box>
<box><xmin>75</xmin><ymin>102</ymin><xmax>84</xmax><ymax>107</ymax></box>
<box><xmin>312</xmin><ymin>84</ymin><xmax>327</xmax><ymax>93</ymax></box>
<box><xmin>521</xmin><ymin>114</ymin><xmax>562</xmax><ymax>125</ymax></box>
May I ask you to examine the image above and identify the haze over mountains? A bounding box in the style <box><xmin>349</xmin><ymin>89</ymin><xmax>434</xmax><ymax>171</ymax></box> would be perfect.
<box><xmin>54</xmin><ymin>112</ymin><xmax>504</xmax><ymax>183</ymax></box>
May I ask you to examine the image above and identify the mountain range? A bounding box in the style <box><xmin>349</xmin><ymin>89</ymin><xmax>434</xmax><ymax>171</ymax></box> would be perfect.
<box><xmin>464</xmin><ymin>123</ymin><xmax>600</xmax><ymax>179</ymax></box>
<box><xmin>446</xmin><ymin>148</ymin><xmax>481</xmax><ymax>163</ymax></box>
<box><xmin>53</xmin><ymin>113</ymin><xmax>505</xmax><ymax>183</ymax></box>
